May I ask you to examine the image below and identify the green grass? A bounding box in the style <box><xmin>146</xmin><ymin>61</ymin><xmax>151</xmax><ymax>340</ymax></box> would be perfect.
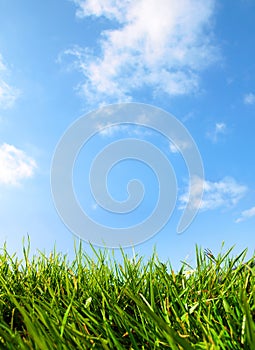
<box><xmin>0</xmin><ymin>241</ymin><xmax>254</xmax><ymax>349</ymax></box>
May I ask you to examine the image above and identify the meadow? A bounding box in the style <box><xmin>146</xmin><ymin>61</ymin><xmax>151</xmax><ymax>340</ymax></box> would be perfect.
<box><xmin>0</xmin><ymin>241</ymin><xmax>254</xmax><ymax>349</ymax></box>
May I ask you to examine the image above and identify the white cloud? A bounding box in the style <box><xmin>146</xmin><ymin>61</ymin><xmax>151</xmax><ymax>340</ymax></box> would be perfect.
<box><xmin>235</xmin><ymin>206</ymin><xmax>255</xmax><ymax>223</ymax></box>
<box><xmin>96</xmin><ymin>123</ymin><xmax>128</xmax><ymax>137</ymax></box>
<box><xmin>73</xmin><ymin>0</ymin><xmax>128</xmax><ymax>20</ymax></box>
<box><xmin>206</xmin><ymin>122</ymin><xmax>227</xmax><ymax>143</ymax></box>
<box><xmin>169</xmin><ymin>139</ymin><xmax>192</xmax><ymax>153</ymax></box>
<box><xmin>215</xmin><ymin>123</ymin><xmax>226</xmax><ymax>133</ymax></box>
<box><xmin>0</xmin><ymin>54</ymin><xmax>19</xmax><ymax>109</ymax></box>
<box><xmin>69</xmin><ymin>0</ymin><xmax>219</xmax><ymax>104</ymax></box>
<box><xmin>179</xmin><ymin>176</ymin><xmax>247</xmax><ymax>211</ymax></box>
<box><xmin>244</xmin><ymin>92</ymin><xmax>255</xmax><ymax>105</ymax></box>
<box><xmin>96</xmin><ymin>122</ymin><xmax>153</xmax><ymax>138</ymax></box>
<box><xmin>0</xmin><ymin>80</ymin><xmax>20</xmax><ymax>109</ymax></box>
<box><xmin>0</xmin><ymin>143</ymin><xmax>37</xmax><ymax>186</ymax></box>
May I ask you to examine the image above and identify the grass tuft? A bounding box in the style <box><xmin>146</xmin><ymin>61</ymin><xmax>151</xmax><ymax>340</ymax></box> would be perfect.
<box><xmin>0</xmin><ymin>242</ymin><xmax>254</xmax><ymax>349</ymax></box>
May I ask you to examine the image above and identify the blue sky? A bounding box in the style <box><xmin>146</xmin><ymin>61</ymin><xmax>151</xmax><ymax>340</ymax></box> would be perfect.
<box><xmin>0</xmin><ymin>0</ymin><xmax>255</xmax><ymax>269</ymax></box>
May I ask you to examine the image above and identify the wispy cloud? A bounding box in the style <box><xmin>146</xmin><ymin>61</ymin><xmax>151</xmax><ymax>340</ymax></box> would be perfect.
<box><xmin>0</xmin><ymin>54</ymin><xmax>20</xmax><ymax>109</ymax></box>
<box><xmin>0</xmin><ymin>55</ymin><xmax>6</xmax><ymax>72</ymax></box>
<box><xmin>0</xmin><ymin>80</ymin><xmax>19</xmax><ymax>109</ymax></box>
<box><xmin>0</xmin><ymin>143</ymin><xmax>37</xmax><ymax>186</ymax></box>
<box><xmin>96</xmin><ymin>122</ymin><xmax>152</xmax><ymax>138</ymax></box>
<box><xmin>235</xmin><ymin>206</ymin><xmax>255</xmax><ymax>223</ymax></box>
<box><xmin>244</xmin><ymin>92</ymin><xmax>255</xmax><ymax>105</ymax></box>
<box><xmin>206</xmin><ymin>122</ymin><xmax>227</xmax><ymax>143</ymax></box>
<box><xmin>96</xmin><ymin>123</ymin><xmax>128</xmax><ymax>137</ymax></box>
<box><xmin>69</xmin><ymin>0</ymin><xmax>219</xmax><ymax>104</ymax></box>
<box><xmin>169</xmin><ymin>139</ymin><xmax>192</xmax><ymax>153</ymax></box>
<box><xmin>179</xmin><ymin>176</ymin><xmax>247</xmax><ymax>211</ymax></box>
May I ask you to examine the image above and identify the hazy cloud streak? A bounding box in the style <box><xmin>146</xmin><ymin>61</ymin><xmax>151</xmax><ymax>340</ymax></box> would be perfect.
<box><xmin>179</xmin><ymin>176</ymin><xmax>247</xmax><ymax>211</ymax></box>
<box><xmin>0</xmin><ymin>54</ymin><xmax>20</xmax><ymax>109</ymax></box>
<box><xmin>235</xmin><ymin>206</ymin><xmax>255</xmax><ymax>223</ymax></box>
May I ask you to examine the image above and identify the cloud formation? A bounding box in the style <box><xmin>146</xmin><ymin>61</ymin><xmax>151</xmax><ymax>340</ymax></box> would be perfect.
<box><xmin>206</xmin><ymin>122</ymin><xmax>227</xmax><ymax>143</ymax></box>
<box><xmin>235</xmin><ymin>206</ymin><xmax>255</xmax><ymax>223</ymax></box>
<box><xmin>169</xmin><ymin>139</ymin><xmax>192</xmax><ymax>153</ymax></box>
<box><xmin>0</xmin><ymin>54</ymin><xmax>19</xmax><ymax>109</ymax></box>
<box><xmin>179</xmin><ymin>176</ymin><xmax>247</xmax><ymax>211</ymax></box>
<box><xmin>70</xmin><ymin>0</ymin><xmax>218</xmax><ymax>104</ymax></box>
<box><xmin>0</xmin><ymin>143</ymin><xmax>37</xmax><ymax>186</ymax></box>
<box><xmin>244</xmin><ymin>92</ymin><xmax>255</xmax><ymax>105</ymax></box>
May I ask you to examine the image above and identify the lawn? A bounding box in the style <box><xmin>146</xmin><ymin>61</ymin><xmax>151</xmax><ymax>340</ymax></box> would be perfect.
<box><xmin>0</xmin><ymin>241</ymin><xmax>254</xmax><ymax>349</ymax></box>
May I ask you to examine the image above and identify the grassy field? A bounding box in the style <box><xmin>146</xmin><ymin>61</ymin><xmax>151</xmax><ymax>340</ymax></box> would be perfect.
<box><xmin>0</xmin><ymin>242</ymin><xmax>254</xmax><ymax>349</ymax></box>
